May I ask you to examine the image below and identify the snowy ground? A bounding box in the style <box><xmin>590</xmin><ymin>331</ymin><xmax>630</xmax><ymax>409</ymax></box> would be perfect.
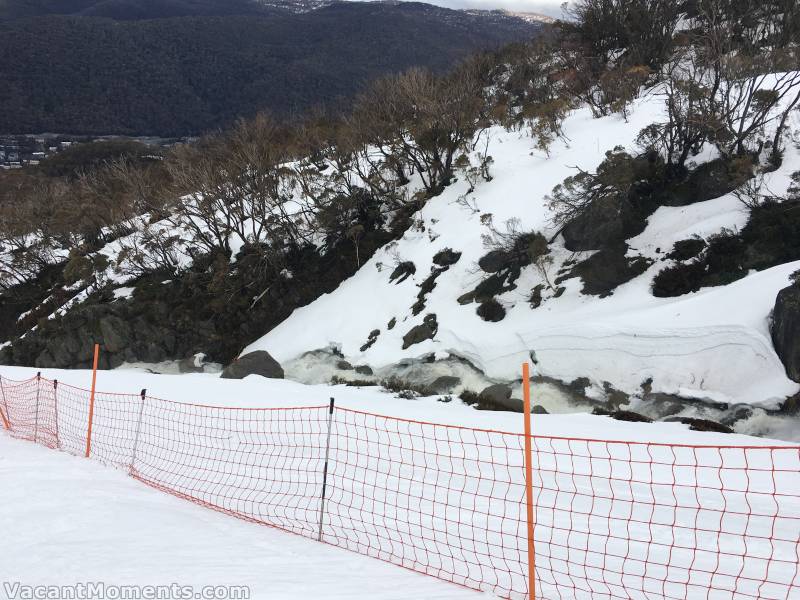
<box><xmin>0</xmin><ymin>433</ymin><xmax>481</xmax><ymax>600</ymax></box>
<box><xmin>0</xmin><ymin>367</ymin><xmax>797</xmax><ymax>600</ymax></box>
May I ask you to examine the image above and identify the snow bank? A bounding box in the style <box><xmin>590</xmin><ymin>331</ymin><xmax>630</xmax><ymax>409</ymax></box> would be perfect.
<box><xmin>244</xmin><ymin>97</ymin><xmax>800</xmax><ymax>408</ymax></box>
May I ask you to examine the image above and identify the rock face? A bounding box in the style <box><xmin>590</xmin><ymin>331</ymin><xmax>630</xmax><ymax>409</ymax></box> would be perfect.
<box><xmin>220</xmin><ymin>351</ymin><xmax>284</xmax><ymax>380</ymax></box>
<box><xmin>772</xmin><ymin>281</ymin><xmax>800</xmax><ymax>382</ymax></box>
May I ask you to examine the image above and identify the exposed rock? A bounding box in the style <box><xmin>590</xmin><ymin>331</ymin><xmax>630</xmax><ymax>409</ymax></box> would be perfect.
<box><xmin>663</xmin><ymin>157</ymin><xmax>753</xmax><ymax>207</ymax></box>
<box><xmin>99</xmin><ymin>315</ymin><xmax>131</xmax><ymax>354</ymax></box>
<box><xmin>389</xmin><ymin>261</ymin><xmax>416</xmax><ymax>284</ymax></box>
<box><xmin>477</xmin><ymin>383</ymin><xmax>523</xmax><ymax>412</ymax></box>
<box><xmin>178</xmin><ymin>353</ymin><xmax>206</xmax><ymax>373</ymax></box>
<box><xmin>457</xmin><ymin>292</ymin><xmax>475</xmax><ymax>305</ymax></box>
<box><xmin>476</xmin><ymin>298</ymin><xmax>506</xmax><ymax>322</ymax></box>
<box><xmin>360</xmin><ymin>329</ymin><xmax>381</xmax><ymax>352</ymax></box>
<box><xmin>568</xmin><ymin>244</ymin><xmax>652</xmax><ymax>297</ymax></box>
<box><xmin>387</xmin><ymin>318</ymin><xmax>396</xmax><ymax>330</ymax></box>
<box><xmin>720</xmin><ymin>405</ymin><xmax>754</xmax><ymax>427</ymax></box>
<box><xmin>593</xmin><ymin>407</ymin><xmax>653</xmax><ymax>423</ymax></box>
<box><xmin>428</xmin><ymin>375</ymin><xmax>461</xmax><ymax>394</ymax></box>
<box><xmin>780</xmin><ymin>391</ymin><xmax>800</xmax><ymax>415</ymax></box>
<box><xmin>336</xmin><ymin>360</ymin><xmax>354</xmax><ymax>371</ymax></box>
<box><xmin>402</xmin><ymin>314</ymin><xmax>438</xmax><ymax>349</ymax></box>
<box><xmin>529</xmin><ymin>284</ymin><xmax>544</xmax><ymax>308</ymax></box>
<box><xmin>412</xmin><ymin>267</ymin><xmax>447</xmax><ymax>316</ymax></box>
<box><xmin>432</xmin><ymin>248</ymin><xmax>462</xmax><ymax>267</ymax></box>
<box><xmin>771</xmin><ymin>281</ymin><xmax>800</xmax><ymax>382</ymax></box>
<box><xmin>220</xmin><ymin>351</ymin><xmax>284</xmax><ymax>380</ymax></box>
<box><xmin>562</xmin><ymin>195</ymin><xmax>645</xmax><ymax>252</ymax></box>
<box><xmin>665</xmin><ymin>417</ymin><xmax>733</xmax><ymax>434</ymax></box>
<box><xmin>531</xmin><ymin>405</ymin><xmax>549</xmax><ymax>415</ymax></box>
<box><xmin>354</xmin><ymin>365</ymin><xmax>374</xmax><ymax>376</ymax></box>
<box><xmin>478</xmin><ymin>249</ymin><xmax>510</xmax><ymax>273</ymax></box>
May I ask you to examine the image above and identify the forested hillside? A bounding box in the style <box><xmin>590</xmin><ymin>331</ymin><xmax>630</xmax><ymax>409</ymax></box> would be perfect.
<box><xmin>0</xmin><ymin>1</ymin><xmax>540</xmax><ymax>135</ymax></box>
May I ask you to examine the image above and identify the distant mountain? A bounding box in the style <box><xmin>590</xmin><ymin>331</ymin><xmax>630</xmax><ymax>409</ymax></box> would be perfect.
<box><xmin>0</xmin><ymin>0</ymin><xmax>276</xmax><ymax>20</ymax></box>
<box><xmin>0</xmin><ymin>0</ymin><xmax>542</xmax><ymax>136</ymax></box>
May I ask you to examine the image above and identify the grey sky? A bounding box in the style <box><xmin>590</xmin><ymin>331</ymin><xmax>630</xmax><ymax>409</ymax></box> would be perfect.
<box><xmin>431</xmin><ymin>0</ymin><xmax>568</xmax><ymax>17</ymax></box>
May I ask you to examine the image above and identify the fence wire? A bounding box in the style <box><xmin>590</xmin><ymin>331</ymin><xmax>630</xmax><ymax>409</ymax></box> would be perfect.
<box><xmin>1</xmin><ymin>374</ymin><xmax>798</xmax><ymax>600</ymax></box>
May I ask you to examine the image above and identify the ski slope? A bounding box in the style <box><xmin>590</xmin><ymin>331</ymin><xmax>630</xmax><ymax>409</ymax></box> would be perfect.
<box><xmin>1</xmin><ymin>367</ymin><xmax>798</xmax><ymax>600</ymax></box>
<box><xmin>0</xmin><ymin>433</ymin><xmax>481</xmax><ymax>600</ymax></box>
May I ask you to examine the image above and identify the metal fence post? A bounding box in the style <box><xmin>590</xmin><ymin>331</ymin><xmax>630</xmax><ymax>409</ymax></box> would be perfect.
<box><xmin>34</xmin><ymin>371</ymin><xmax>41</xmax><ymax>443</ymax></box>
<box><xmin>129</xmin><ymin>388</ymin><xmax>147</xmax><ymax>475</ymax></box>
<box><xmin>318</xmin><ymin>397</ymin><xmax>335</xmax><ymax>542</ymax></box>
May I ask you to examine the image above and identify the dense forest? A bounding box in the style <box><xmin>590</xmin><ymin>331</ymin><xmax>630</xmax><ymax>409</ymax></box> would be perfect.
<box><xmin>0</xmin><ymin>1</ymin><xmax>540</xmax><ymax>135</ymax></box>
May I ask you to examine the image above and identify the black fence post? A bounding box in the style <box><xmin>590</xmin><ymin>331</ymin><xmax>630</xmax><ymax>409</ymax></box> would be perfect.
<box><xmin>318</xmin><ymin>397</ymin><xmax>335</xmax><ymax>542</ymax></box>
<box><xmin>130</xmin><ymin>388</ymin><xmax>147</xmax><ymax>475</ymax></box>
<box><xmin>34</xmin><ymin>371</ymin><xmax>41</xmax><ymax>443</ymax></box>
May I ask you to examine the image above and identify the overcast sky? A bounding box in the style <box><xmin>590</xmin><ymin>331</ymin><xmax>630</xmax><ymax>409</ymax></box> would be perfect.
<box><xmin>402</xmin><ymin>0</ymin><xmax>570</xmax><ymax>18</ymax></box>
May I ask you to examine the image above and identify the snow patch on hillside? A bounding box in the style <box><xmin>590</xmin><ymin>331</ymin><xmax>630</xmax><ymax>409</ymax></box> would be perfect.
<box><xmin>246</xmin><ymin>96</ymin><xmax>800</xmax><ymax>408</ymax></box>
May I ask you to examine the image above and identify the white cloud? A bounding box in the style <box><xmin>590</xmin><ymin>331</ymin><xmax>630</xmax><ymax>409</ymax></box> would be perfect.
<box><xmin>428</xmin><ymin>0</ymin><xmax>569</xmax><ymax>18</ymax></box>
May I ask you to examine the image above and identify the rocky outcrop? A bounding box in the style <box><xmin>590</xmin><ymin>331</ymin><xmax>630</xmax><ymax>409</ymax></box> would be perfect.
<box><xmin>402</xmin><ymin>314</ymin><xmax>438</xmax><ymax>349</ymax></box>
<box><xmin>561</xmin><ymin>195</ymin><xmax>645</xmax><ymax>251</ymax></box>
<box><xmin>565</xmin><ymin>244</ymin><xmax>652</xmax><ymax>297</ymax></box>
<box><xmin>18</xmin><ymin>300</ymin><xmax>182</xmax><ymax>370</ymax></box>
<box><xmin>772</xmin><ymin>281</ymin><xmax>800</xmax><ymax>382</ymax></box>
<box><xmin>220</xmin><ymin>351</ymin><xmax>284</xmax><ymax>379</ymax></box>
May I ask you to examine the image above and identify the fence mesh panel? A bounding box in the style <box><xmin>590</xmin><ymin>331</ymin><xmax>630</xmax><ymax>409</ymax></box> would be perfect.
<box><xmin>0</xmin><ymin>374</ymin><xmax>798</xmax><ymax>600</ymax></box>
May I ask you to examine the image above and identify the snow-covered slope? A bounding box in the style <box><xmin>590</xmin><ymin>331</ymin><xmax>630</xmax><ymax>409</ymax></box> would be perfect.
<box><xmin>246</xmin><ymin>97</ymin><xmax>800</xmax><ymax>408</ymax></box>
<box><xmin>0</xmin><ymin>433</ymin><xmax>480</xmax><ymax>600</ymax></box>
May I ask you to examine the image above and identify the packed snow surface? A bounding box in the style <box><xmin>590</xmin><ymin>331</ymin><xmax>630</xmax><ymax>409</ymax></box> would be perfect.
<box><xmin>245</xmin><ymin>98</ymin><xmax>800</xmax><ymax>408</ymax></box>
<box><xmin>0</xmin><ymin>434</ymin><xmax>481</xmax><ymax>600</ymax></box>
<box><xmin>0</xmin><ymin>367</ymin><xmax>797</xmax><ymax>600</ymax></box>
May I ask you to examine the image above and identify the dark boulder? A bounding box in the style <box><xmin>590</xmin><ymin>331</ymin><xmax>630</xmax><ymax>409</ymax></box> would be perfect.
<box><xmin>428</xmin><ymin>375</ymin><xmax>461</xmax><ymax>394</ymax></box>
<box><xmin>771</xmin><ymin>281</ymin><xmax>800</xmax><ymax>382</ymax></box>
<box><xmin>432</xmin><ymin>248</ymin><xmax>462</xmax><ymax>267</ymax></box>
<box><xmin>562</xmin><ymin>195</ymin><xmax>645</xmax><ymax>252</ymax></box>
<box><xmin>780</xmin><ymin>391</ymin><xmax>800</xmax><ymax>415</ymax></box>
<box><xmin>477</xmin><ymin>383</ymin><xmax>523</xmax><ymax>412</ymax></box>
<box><xmin>478</xmin><ymin>249</ymin><xmax>510</xmax><ymax>273</ymax></box>
<box><xmin>389</xmin><ymin>261</ymin><xmax>416</xmax><ymax>284</ymax></box>
<box><xmin>402</xmin><ymin>314</ymin><xmax>438</xmax><ymax>350</ymax></box>
<box><xmin>354</xmin><ymin>365</ymin><xmax>374</xmax><ymax>376</ymax></box>
<box><xmin>178</xmin><ymin>354</ymin><xmax>206</xmax><ymax>373</ymax></box>
<box><xmin>665</xmin><ymin>417</ymin><xmax>733</xmax><ymax>434</ymax></box>
<box><xmin>570</xmin><ymin>244</ymin><xmax>652</xmax><ymax>297</ymax></box>
<box><xmin>476</xmin><ymin>298</ymin><xmax>506</xmax><ymax>322</ymax></box>
<box><xmin>220</xmin><ymin>351</ymin><xmax>284</xmax><ymax>379</ymax></box>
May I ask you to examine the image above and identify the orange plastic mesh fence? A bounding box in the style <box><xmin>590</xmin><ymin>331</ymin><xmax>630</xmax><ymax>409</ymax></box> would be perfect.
<box><xmin>1</xmin><ymin>374</ymin><xmax>798</xmax><ymax>600</ymax></box>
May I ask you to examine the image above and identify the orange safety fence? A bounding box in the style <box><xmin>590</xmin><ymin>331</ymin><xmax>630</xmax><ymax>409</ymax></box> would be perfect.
<box><xmin>1</xmin><ymin>372</ymin><xmax>799</xmax><ymax>600</ymax></box>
